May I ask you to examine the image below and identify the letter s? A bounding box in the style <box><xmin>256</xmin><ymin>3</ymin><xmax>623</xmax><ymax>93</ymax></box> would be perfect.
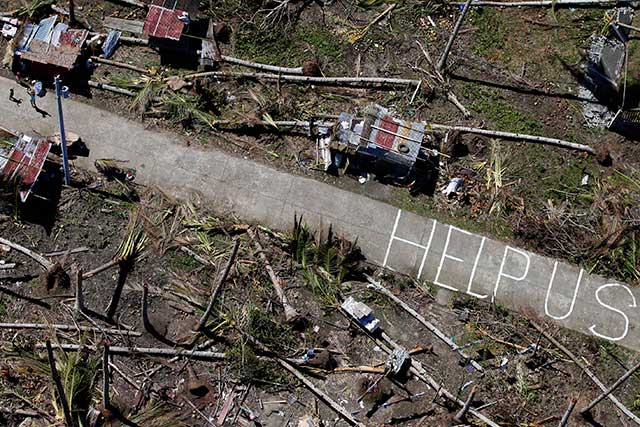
<box><xmin>589</xmin><ymin>284</ymin><xmax>637</xmax><ymax>342</ymax></box>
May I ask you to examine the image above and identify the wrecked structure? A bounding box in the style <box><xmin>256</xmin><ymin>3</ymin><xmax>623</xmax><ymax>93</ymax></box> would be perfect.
<box><xmin>13</xmin><ymin>15</ymin><xmax>88</xmax><ymax>77</ymax></box>
<box><xmin>582</xmin><ymin>7</ymin><xmax>638</xmax><ymax>135</ymax></box>
<box><xmin>318</xmin><ymin>105</ymin><xmax>438</xmax><ymax>192</ymax></box>
<box><xmin>0</xmin><ymin>127</ymin><xmax>52</xmax><ymax>203</ymax></box>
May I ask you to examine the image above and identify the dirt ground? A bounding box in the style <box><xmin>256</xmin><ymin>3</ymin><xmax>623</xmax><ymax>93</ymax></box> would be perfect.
<box><xmin>0</xmin><ymin>175</ymin><xmax>639</xmax><ymax>427</ymax></box>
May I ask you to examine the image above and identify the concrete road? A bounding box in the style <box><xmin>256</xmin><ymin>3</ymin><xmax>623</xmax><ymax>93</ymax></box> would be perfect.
<box><xmin>0</xmin><ymin>76</ymin><xmax>638</xmax><ymax>352</ymax></box>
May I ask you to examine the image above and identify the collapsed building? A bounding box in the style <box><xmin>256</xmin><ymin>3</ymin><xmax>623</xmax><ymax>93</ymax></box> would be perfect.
<box><xmin>13</xmin><ymin>15</ymin><xmax>88</xmax><ymax>78</ymax></box>
<box><xmin>582</xmin><ymin>7</ymin><xmax>638</xmax><ymax>136</ymax></box>
<box><xmin>0</xmin><ymin>127</ymin><xmax>52</xmax><ymax>203</ymax></box>
<box><xmin>317</xmin><ymin>105</ymin><xmax>439</xmax><ymax>194</ymax></box>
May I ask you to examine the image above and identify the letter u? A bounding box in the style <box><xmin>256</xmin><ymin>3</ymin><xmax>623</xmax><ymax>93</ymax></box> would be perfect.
<box><xmin>544</xmin><ymin>262</ymin><xmax>583</xmax><ymax>320</ymax></box>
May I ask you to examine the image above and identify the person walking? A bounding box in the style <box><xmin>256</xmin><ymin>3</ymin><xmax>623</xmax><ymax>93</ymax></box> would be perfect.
<box><xmin>27</xmin><ymin>87</ymin><xmax>36</xmax><ymax>109</ymax></box>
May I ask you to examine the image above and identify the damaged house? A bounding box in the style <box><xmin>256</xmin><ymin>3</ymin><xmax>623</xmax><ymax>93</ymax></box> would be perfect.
<box><xmin>142</xmin><ymin>0</ymin><xmax>215</xmax><ymax>69</ymax></box>
<box><xmin>318</xmin><ymin>105</ymin><xmax>438</xmax><ymax>193</ymax></box>
<box><xmin>13</xmin><ymin>15</ymin><xmax>88</xmax><ymax>78</ymax></box>
<box><xmin>0</xmin><ymin>127</ymin><xmax>52</xmax><ymax>203</ymax></box>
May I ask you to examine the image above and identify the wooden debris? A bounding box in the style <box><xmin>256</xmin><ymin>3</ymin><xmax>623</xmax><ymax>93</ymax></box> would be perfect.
<box><xmin>88</xmin><ymin>31</ymin><xmax>149</xmax><ymax>45</ymax></box>
<box><xmin>0</xmin><ymin>322</ymin><xmax>141</xmax><ymax>336</ymax></box>
<box><xmin>366</xmin><ymin>276</ymin><xmax>483</xmax><ymax>371</ymax></box>
<box><xmin>74</xmin><ymin>267</ymin><xmax>85</xmax><ymax>317</ymax></box>
<box><xmin>437</xmin><ymin>0</ymin><xmax>473</xmax><ymax>73</ymax></box>
<box><xmin>44</xmin><ymin>247</ymin><xmax>89</xmax><ymax>257</ymax></box>
<box><xmin>105</xmin><ymin>0</ymin><xmax>146</xmax><ymax>8</ymax></box>
<box><xmin>91</xmin><ymin>56</ymin><xmax>147</xmax><ymax>73</ymax></box>
<box><xmin>0</xmin><ymin>263</ymin><xmax>16</xmax><ymax>270</ymax></box>
<box><xmin>103</xmin><ymin>17</ymin><xmax>144</xmax><ymax>34</ymax></box>
<box><xmin>461</xmin><ymin>0</ymin><xmax>621</xmax><ymax>6</ymax></box>
<box><xmin>165</xmin><ymin>71</ymin><xmax>423</xmax><ymax>89</ymax></box>
<box><xmin>559</xmin><ymin>397</ymin><xmax>577</xmax><ymax>427</ymax></box>
<box><xmin>221</xmin><ymin>55</ymin><xmax>304</xmax><ymax>75</ymax></box>
<box><xmin>0</xmin><ymin>238</ymin><xmax>53</xmax><ymax>270</ymax></box>
<box><xmin>88</xmin><ymin>80</ymin><xmax>136</xmax><ymax>97</ymax></box>
<box><xmin>196</xmin><ymin>239</ymin><xmax>240</xmax><ymax>331</ymax></box>
<box><xmin>45</xmin><ymin>338</ymin><xmax>76</xmax><ymax>427</ymax></box>
<box><xmin>531</xmin><ymin>322</ymin><xmax>640</xmax><ymax>425</ymax></box>
<box><xmin>102</xmin><ymin>344</ymin><xmax>111</xmax><ymax>410</ymax></box>
<box><xmin>340</xmin><ymin>306</ymin><xmax>500</xmax><ymax>427</ymax></box>
<box><xmin>454</xmin><ymin>385</ymin><xmax>477</xmax><ymax>423</ymax></box>
<box><xmin>580</xmin><ymin>359</ymin><xmax>640</xmax><ymax>417</ymax></box>
<box><xmin>83</xmin><ymin>259</ymin><xmax>120</xmax><ymax>279</ymax></box>
<box><xmin>248</xmin><ymin>228</ymin><xmax>300</xmax><ymax>323</ymax></box>
<box><xmin>429</xmin><ymin>124</ymin><xmax>596</xmax><ymax>154</ymax></box>
<box><xmin>39</xmin><ymin>343</ymin><xmax>226</xmax><ymax>360</ymax></box>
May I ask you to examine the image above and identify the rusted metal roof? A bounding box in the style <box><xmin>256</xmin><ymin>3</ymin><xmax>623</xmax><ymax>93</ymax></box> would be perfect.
<box><xmin>143</xmin><ymin>5</ymin><xmax>186</xmax><ymax>41</ymax></box>
<box><xmin>0</xmin><ymin>132</ymin><xmax>52</xmax><ymax>202</ymax></box>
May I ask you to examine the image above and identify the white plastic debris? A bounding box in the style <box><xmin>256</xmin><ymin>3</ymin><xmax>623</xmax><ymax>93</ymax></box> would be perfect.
<box><xmin>442</xmin><ymin>177</ymin><xmax>463</xmax><ymax>197</ymax></box>
<box><xmin>386</xmin><ymin>347</ymin><xmax>410</xmax><ymax>375</ymax></box>
<box><xmin>582</xmin><ymin>174</ymin><xmax>590</xmax><ymax>186</ymax></box>
<box><xmin>341</xmin><ymin>296</ymin><xmax>380</xmax><ymax>333</ymax></box>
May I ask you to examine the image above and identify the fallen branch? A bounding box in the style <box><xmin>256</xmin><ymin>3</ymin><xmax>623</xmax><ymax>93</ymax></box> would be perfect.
<box><xmin>91</xmin><ymin>56</ymin><xmax>147</xmax><ymax>73</ymax></box>
<box><xmin>0</xmin><ymin>286</ymin><xmax>50</xmax><ymax>308</ymax></box>
<box><xmin>39</xmin><ymin>343</ymin><xmax>226</xmax><ymax>360</ymax></box>
<box><xmin>580</xmin><ymin>359</ymin><xmax>640</xmax><ymax>417</ymax></box>
<box><xmin>0</xmin><ymin>238</ymin><xmax>53</xmax><ymax>270</ymax></box>
<box><xmin>44</xmin><ymin>247</ymin><xmax>89</xmax><ymax>257</ymax></box>
<box><xmin>248</xmin><ymin>228</ymin><xmax>300</xmax><ymax>323</ymax></box>
<box><xmin>74</xmin><ymin>267</ymin><xmax>85</xmax><ymax>316</ymax></box>
<box><xmin>454</xmin><ymin>385</ymin><xmax>477</xmax><ymax>423</ymax></box>
<box><xmin>83</xmin><ymin>259</ymin><xmax>120</xmax><ymax>279</ymax></box>
<box><xmin>221</xmin><ymin>55</ymin><xmax>303</xmax><ymax>75</ymax></box>
<box><xmin>180</xmin><ymin>246</ymin><xmax>210</xmax><ymax>266</ymax></box>
<box><xmin>559</xmin><ymin>397</ymin><xmax>577</xmax><ymax>427</ymax></box>
<box><xmin>88</xmin><ymin>80</ymin><xmax>136</xmax><ymax>97</ymax></box>
<box><xmin>0</xmin><ymin>263</ymin><xmax>16</xmax><ymax>270</ymax></box>
<box><xmin>428</xmin><ymin>124</ymin><xmax>595</xmax><ymax>154</ymax></box>
<box><xmin>0</xmin><ymin>407</ymin><xmax>40</xmax><ymax>417</ymax></box>
<box><xmin>366</xmin><ymin>276</ymin><xmax>483</xmax><ymax>371</ymax></box>
<box><xmin>166</xmin><ymin>71</ymin><xmax>422</xmax><ymax>89</ymax></box>
<box><xmin>45</xmin><ymin>339</ymin><xmax>76</xmax><ymax>427</ymax></box>
<box><xmin>196</xmin><ymin>240</ymin><xmax>241</xmax><ymax>331</ymax></box>
<box><xmin>617</xmin><ymin>22</ymin><xmax>640</xmax><ymax>33</ymax></box>
<box><xmin>0</xmin><ymin>322</ymin><xmax>141</xmax><ymax>336</ymax></box>
<box><xmin>531</xmin><ymin>321</ymin><xmax>640</xmax><ymax>425</ymax></box>
<box><xmin>334</xmin><ymin>366</ymin><xmax>386</xmax><ymax>374</ymax></box>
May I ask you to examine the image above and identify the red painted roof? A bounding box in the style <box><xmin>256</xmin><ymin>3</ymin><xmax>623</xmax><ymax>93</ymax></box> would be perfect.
<box><xmin>143</xmin><ymin>5</ymin><xmax>185</xmax><ymax>41</ymax></box>
<box><xmin>0</xmin><ymin>135</ymin><xmax>52</xmax><ymax>202</ymax></box>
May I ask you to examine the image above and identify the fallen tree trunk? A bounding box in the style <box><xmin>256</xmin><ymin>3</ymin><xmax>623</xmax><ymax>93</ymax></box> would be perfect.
<box><xmin>437</xmin><ymin>0</ymin><xmax>473</xmax><ymax>73</ymax></box>
<box><xmin>0</xmin><ymin>322</ymin><xmax>141</xmax><ymax>336</ymax></box>
<box><xmin>88</xmin><ymin>31</ymin><xmax>149</xmax><ymax>45</ymax></box>
<box><xmin>460</xmin><ymin>0</ymin><xmax>622</xmax><ymax>6</ymax></box>
<box><xmin>429</xmin><ymin>124</ymin><xmax>595</xmax><ymax>154</ymax></box>
<box><xmin>221</xmin><ymin>55</ymin><xmax>304</xmax><ymax>75</ymax></box>
<box><xmin>88</xmin><ymin>80</ymin><xmax>136</xmax><ymax>97</ymax></box>
<box><xmin>91</xmin><ymin>56</ymin><xmax>147</xmax><ymax>73</ymax></box>
<box><xmin>39</xmin><ymin>343</ymin><xmax>226</xmax><ymax>360</ymax></box>
<box><xmin>366</xmin><ymin>276</ymin><xmax>483</xmax><ymax>372</ymax></box>
<box><xmin>531</xmin><ymin>322</ymin><xmax>640</xmax><ymax>425</ymax></box>
<box><xmin>166</xmin><ymin>71</ymin><xmax>422</xmax><ymax>88</ymax></box>
<box><xmin>105</xmin><ymin>0</ymin><xmax>146</xmax><ymax>8</ymax></box>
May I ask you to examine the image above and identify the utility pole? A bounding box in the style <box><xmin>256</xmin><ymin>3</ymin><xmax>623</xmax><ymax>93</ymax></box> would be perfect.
<box><xmin>54</xmin><ymin>76</ymin><xmax>71</xmax><ymax>185</ymax></box>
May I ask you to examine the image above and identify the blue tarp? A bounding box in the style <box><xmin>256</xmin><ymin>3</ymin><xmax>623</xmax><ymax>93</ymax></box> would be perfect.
<box><xmin>15</xmin><ymin>23</ymin><xmax>36</xmax><ymax>52</ymax></box>
<box><xmin>33</xmin><ymin>15</ymin><xmax>57</xmax><ymax>43</ymax></box>
<box><xmin>102</xmin><ymin>30</ymin><xmax>121</xmax><ymax>58</ymax></box>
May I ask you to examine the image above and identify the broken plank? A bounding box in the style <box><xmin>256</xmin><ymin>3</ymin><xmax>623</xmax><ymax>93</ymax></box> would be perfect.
<box><xmin>104</xmin><ymin>17</ymin><xmax>144</xmax><ymax>34</ymax></box>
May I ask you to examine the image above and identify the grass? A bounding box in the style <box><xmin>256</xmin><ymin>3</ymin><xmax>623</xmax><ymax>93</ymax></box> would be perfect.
<box><xmin>463</xmin><ymin>84</ymin><xmax>542</xmax><ymax>135</ymax></box>
<box><xmin>0</xmin><ymin>300</ymin><xmax>5</xmax><ymax>318</ymax></box>
<box><xmin>470</xmin><ymin>9</ymin><xmax>509</xmax><ymax>61</ymax></box>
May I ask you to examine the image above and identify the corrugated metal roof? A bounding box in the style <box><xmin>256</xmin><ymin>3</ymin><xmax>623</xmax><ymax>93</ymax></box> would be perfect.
<box><xmin>0</xmin><ymin>134</ymin><xmax>51</xmax><ymax>202</ymax></box>
<box><xmin>143</xmin><ymin>5</ymin><xmax>186</xmax><ymax>41</ymax></box>
<box><xmin>19</xmin><ymin>29</ymin><xmax>88</xmax><ymax>69</ymax></box>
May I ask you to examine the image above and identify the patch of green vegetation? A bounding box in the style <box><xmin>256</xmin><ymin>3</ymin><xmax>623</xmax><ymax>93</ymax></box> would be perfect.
<box><xmin>235</xmin><ymin>23</ymin><xmax>346</xmax><ymax>71</ymax></box>
<box><xmin>227</xmin><ymin>344</ymin><xmax>291</xmax><ymax>384</ymax></box>
<box><xmin>170</xmin><ymin>253</ymin><xmax>201</xmax><ymax>271</ymax></box>
<box><xmin>248</xmin><ymin>308</ymin><xmax>298</xmax><ymax>354</ymax></box>
<box><xmin>470</xmin><ymin>9</ymin><xmax>509</xmax><ymax>60</ymax></box>
<box><xmin>0</xmin><ymin>300</ymin><xmax>5</xmax><ymax>317</ymax></box>
<box><xmin>463</xmin><ymin>84</ymin><xmax>542</xmax><ymax>134</ymax></box>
